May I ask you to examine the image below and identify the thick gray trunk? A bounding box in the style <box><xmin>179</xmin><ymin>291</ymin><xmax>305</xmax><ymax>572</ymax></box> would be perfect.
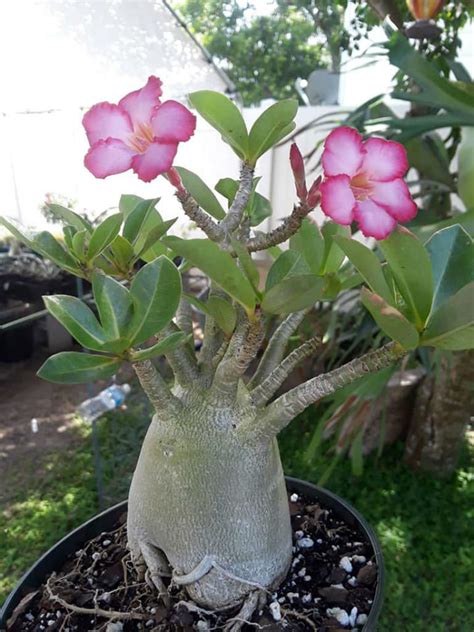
<box><xmin>127</xmin><ymin>388</ymin><xmax>292</xmax><ymax>609</ymax></box>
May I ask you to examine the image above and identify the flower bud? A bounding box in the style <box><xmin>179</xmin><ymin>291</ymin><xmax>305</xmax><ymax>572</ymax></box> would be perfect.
<box><xmin>406</xmin><ymin>0</ymin><xmax>444</xmax><ymax>21</ymax></box>
<box><xmin>307</xmin><ymin>176</ymin><xmax>321</xmax><ymax>209</ymax></box>
<box><xmin>167</xmin><ymin>167</ymin><xmax>184</xmax><ymax>191</ymax></box>
<box><xmin>290</xmin><ymin>143</ymin><xmax>307</xmax><ymax>202</ymax></box>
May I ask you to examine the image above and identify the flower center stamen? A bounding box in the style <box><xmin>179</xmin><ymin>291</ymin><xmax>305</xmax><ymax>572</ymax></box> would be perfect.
<box><xmin>127</xmin><ymin>123</ymin><xmax>155</xmax><ymax>153</ymax></box>
<box><xmin>350</xmin><ymin>173</ymin><xmax>372</xmax><ymax>200</ymax></box>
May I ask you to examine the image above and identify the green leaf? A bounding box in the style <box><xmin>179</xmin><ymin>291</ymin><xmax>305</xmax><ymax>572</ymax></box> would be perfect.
<box><xmin>63</xmin><ymin>225</ymin><xmax>76</xmax><ymax>251</ymax></box>
<box><xmin>361</xmin><ymin>288</ymin><xmax>419</xmax><ymax>350</ymax></box>
<box><xmin>46</xmin><ymin>204</ymin><xmax>91</xmax><ymax>232</ymax></box>
<box><xmin>265</xmin><ymin>250</ymin><xmax>310</xmax><ymax>292</ymax></box>
<box><xmin>122</xmin><ymin>198</ymin><xmax>160</xmax><ymax>244</ymax></box>
<box><xmin>128</xmin><ymin>256</ymin><xmax>182</xmax><ymax>345</ymax></box>
<box><xmin>87</xmin><ymin>213</ymin><xmax>123</xmax><ymax>261</ymax></box>
<box><xmin>119</xmin><ymin>194</ymin><xmax>144</xmax><ymax>217</ymax></box>
<box><xmin>175</xmin><ymin>167</ymin><xmax>225</xmax><ymax>220</ymax></box>
<box><xmin>140</xmin><ymin>240</ymin><xmax>172</xmax><ymax>263</ymax></box>
<box><xmin>72</xmin><ymin>230</ymin><xmax>88</xmax><ymax>261</ymax></box>
<box><xmin>290</xmin><ymin>218</ymin><xmax>324</xmax><ymax>275</ymax></box>
<box><xmin>262</xmin><ymin>274</ymin><xmax>326</xmax><ymax>314</ymax></box>
<box><xmin>163</xmin><ymin>237</ymin><xmax>256</xmax><ymax>310</ymax></box>
<box><xmin>134</xmin><ymin>218</ymin><xmax>177</xmax><ymax>259</ymax></box>
<box><xmin>230</xmin><ymin>238</ymin><xmax>260</xmax><ymax>295</ymax></box>
<box><xmin>321</xmin><ymin>222</ymin><xmax>350</xmax><ymax>274</ymax></box>
<box><xmin>334</xmin><ymin>236</ymin><xmax>393</xmax><ymax>304</ymax></box>
<box><xmin>130</xmin><ymin>332</ymin><xmax>189</xmax><ymax>362</ymax></box>
<box><xmin>110</xmin><ymin>235</ymin><xmax>135</xmax><ymax>270</ymax></box>
<box><xmin>188</xmin><ymin>90</ymin><xmax>249</xmax><ymax>158</ymax></box>
<box><xmin>43</xmin><ymin>295</ymin><xmax>107</xmax><ymax>351</ymax></box>
<box><xmin>184</xmin><ymin>293</ymin><xmax>237</xmax><ymax>337</ymax></box>
<box><xmin>379</xmin><ymin>227</ymin><xmax>433</xmax><ymax>329</ymax></box>
<box><xmin>37</xmin><ymin>352</ymin><xmax>121</xmax><ymax>384</ymax></box>
<box><xmin>425</xmin><ymin>225</ymin><xmax>474</xmax><ymax>313</ymax></box>
<box><xmin>92</xmin><ymin>273</ymin><xmax>133</xmax><ymax>345</ymax></box>
<box><xmin>421</xmin><ymin>283</ymin><xmax>474</xmax><ymax>350</ymax></box>
<box><xmin>32</xmin><ymin>232</ymin><xmax>79</xmax><ymax>273</ymax></box>
<box><xmin>248</xmin><ymin>99</ymin><xmax>298</xmax><ymax>164</ymax></box>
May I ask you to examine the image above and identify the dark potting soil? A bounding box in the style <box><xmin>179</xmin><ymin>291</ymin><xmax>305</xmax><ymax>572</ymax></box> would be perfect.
<box><xmin>5</xmin><ymin>492</ymin><xmax>377</xmax><ymax>631</ymax></box>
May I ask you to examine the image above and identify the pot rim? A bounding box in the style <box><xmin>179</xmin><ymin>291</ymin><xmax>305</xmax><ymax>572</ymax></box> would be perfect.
<box><xmin>1</xmin><ymin>478</ymin><xmax>384</xmax><ymax>630</ymax></box>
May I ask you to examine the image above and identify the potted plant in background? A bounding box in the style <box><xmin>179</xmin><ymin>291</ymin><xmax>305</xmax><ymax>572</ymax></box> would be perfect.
<box><xmin>1</xmin><ymin>75</ymin><xmax>472</xmax><ymax>631</ymax></box>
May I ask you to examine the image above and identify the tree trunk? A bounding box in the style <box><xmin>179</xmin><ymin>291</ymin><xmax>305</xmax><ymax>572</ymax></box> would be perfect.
<box><xmin>404</xmin><ymin>351</ymin><xmax>474</xmax><ymax>475</ymax></box>
<box><xmin>127</xmin><ymin>387</ymin><xmax>292</xmax><ymax>610</ymax></box>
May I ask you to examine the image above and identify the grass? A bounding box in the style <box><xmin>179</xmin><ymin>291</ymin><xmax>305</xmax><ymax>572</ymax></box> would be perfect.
<box><xmin>1</xmin><ymin>388</ymin><xmax>473</xmax><ymax>632</ymax></box>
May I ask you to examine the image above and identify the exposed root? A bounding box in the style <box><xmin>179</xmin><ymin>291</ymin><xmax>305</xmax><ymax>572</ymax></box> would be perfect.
<box><xmin>281</xmin><ymin>606</ymin><xmax>318</xmax><ymax>630</ymax></box>
<box><xmin>223</xmin><ymin>590</ymin><xmax>263</xmax><ymax>632</ymax></box>
<box><xmin>139</xmin><ymin>541</ymin><xmax>172</xmax><ymax>608</ymax></box>
<box><xmin>45</xmin><ymin>574</ymin><xmax>149</xmax><ymax>622</ymax></box>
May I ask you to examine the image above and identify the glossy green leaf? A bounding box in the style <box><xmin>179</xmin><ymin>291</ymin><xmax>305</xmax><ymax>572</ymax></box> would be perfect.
<box><xmin>128</xmin><ymin>256</ymin><xmax>181</xmax><ymax>345</ymax></box>
<box><xmin>265</xmin><ymin>250</ymin><xmax>310</xmax><ymax>292</ymax></box>
<box><xmin>262</xmin><ymin>274</ymin><xmax>325</xmax><ymax>315</ymax></box>
<box><xmin>87</xmin><ymin>213</ymin><xmax>123</xmax><ymax>260</ymax></box>
<box><xmin>46</xmin><ymin>204</ymin><xmax>91</xmax><ymax>232</ymax></box>
<box><xmin>72</xmin><ymin>230</ymin><xmax>88</xmax><ymax>261</ymax></box>
<box><xmin>188</xmin><ymin>90</ymin><xmax>249</xmax><ymax>158</ymax></box>
<box><xmin>175</xmin><ymin>167</ymin><xmax>225</xmax><ymax>220</ymax></box>
<box><xmin>63</xmin><ymin>225</ymin><xmax>76</xmax><ymax>251</ymax></box>
<box><xmin>0</xmin><ymin>216</ymin><xmax>35</xmax><ymax>247</ymax></box>
<box><xmin>380</xmin><ymin>227</ymin><xmax>433</xmax><ymax>329</ymax></box>
<box><xmin>140</xmin><ymin>240</ymin><xmax>172</xmax><ymax>263</ymax></box>
<box><xmin>37</xmin><ymin>352</ymin><xmax>121</xmax><ymax>384</ymax></box>
<box><xmin>122</xmin><ymin>198</ymin><xmax>159</xmax><ymax>244</ymax></box>
<box><xmin>335</xmin><ymin>236</ymin><xmax>393</xmax><ymax>304</ymax></box>
<box><xmin>321</xmin><ymin>222</ymin><xmax>350</xmax><ymax>274</ymax></box>
<box><xmin>32</xmin><ymin>232</ymin><xmax>79</xmax><ymax>273</ymax></box>
<box><xmin>361</xmin><ymin>288</ymin><xmax>419</xmax><ymax>350</ymax></box>
<box><xmin>290</xmin><ymin>218</ymin><xmax>324</xmax><ymax>275</ymax></box>
<box><xmin>92</xmin><ymin>273</ymin><xmax>133</xmax><ymax>344</ymax></box>
<box><xmin>110</xmin><ymin>235</ymin><xmax>135</xmax><ymax>270</ymax></box>
<box><xmin>43</xmin><ymin>295</ymin><xmax>107</xmax><ymax>351</ymax></box>
<box><xmin>163</xmin><ymin>237</ymin><xmax>256</xmax><ymax>310</ymax></box>
<box><xmin>119</xmin><ymin>194</ymin><xmax>144</xmax><ymax>217</ymax></box>
<box><xmin>130</xmin><ymin>332</ymin><xmax>189</xmax><ymax>362</ymax></box>
<box><xmin>134</xmin><ymin>218</ymin><xmax>177</xmax><ymax>259</ymax></box>
<box><xmin>184</xmin><ymin>293</ymin><xmax>237</xmax><ymax>337</ymax></box>
<box><xmin>231</xmin><ymin>238</ymin><xmax>260</xmax><ymax>295</ymax></box>
<box><xmin>248</xmin><ymin>99</ymin><xmax>298</xmax><ymax>164</ymax></box>
<box><xmin>425</xmin><ymin>225</ymin><xmax>474</xmax><ymax>313</ymax></box>
<box><xmin>421</xmin><ymin>283</ymin><xmax>474</xmax><ymax>350</ymax></box>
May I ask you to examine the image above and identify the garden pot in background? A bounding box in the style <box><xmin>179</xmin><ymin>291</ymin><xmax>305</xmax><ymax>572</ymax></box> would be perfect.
<box><xmin>0</xmin><ymin>477</ymin><xmax>384</xmax><ymax>631</ymax></box>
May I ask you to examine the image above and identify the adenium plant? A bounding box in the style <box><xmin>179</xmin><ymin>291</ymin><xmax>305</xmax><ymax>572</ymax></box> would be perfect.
<box><xmin>2</xmin><ymin>76</ymin><xmax>473</xmax><ymax>625</ymax></box>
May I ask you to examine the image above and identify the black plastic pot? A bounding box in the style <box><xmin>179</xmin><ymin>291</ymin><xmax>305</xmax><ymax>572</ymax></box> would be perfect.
<box><xmin>0</xmin><ymin>477</ymin><xmax>384</xmax><ymax>630</ymax></box>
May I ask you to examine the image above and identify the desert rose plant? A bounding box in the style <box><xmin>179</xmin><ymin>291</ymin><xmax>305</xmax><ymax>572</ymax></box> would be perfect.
<box><xmin>2</xmin><ymin>76</ymin><xmax>473</xmax><ymax>625</ymax></box>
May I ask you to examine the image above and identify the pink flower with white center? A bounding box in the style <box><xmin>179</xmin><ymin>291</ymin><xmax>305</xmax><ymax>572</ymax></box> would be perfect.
<box><xmin>320</xmin><ymin>127</ymin><xmax>417</xmax><ymax>239</ymax></box>
<box><xmin>83</xmin><ymin>76</ymin><xmax>196</xmax><ymax>182</ymax></box>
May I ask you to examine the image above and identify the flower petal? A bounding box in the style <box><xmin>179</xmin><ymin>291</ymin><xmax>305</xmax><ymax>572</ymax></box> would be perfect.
<box><xmin>118</xmin><ymin>76</ymin><xmax>163</xmax><ymax>128</ymax></box>
<box><xmin>371</xmin><ymin>179</ymin><xmax>418</xmax><ymax>222</ymax></box>
<box><xmin>151</xmin><ymin>100</ymin><xmax>197</xmax><ymax>143</ymax></box>
<box><xmin>84</xmin><ymin>139</ymin><xmax>134</xmax><ymax>179</ymax></box>
<box><xmin>361</xmin><ymin>138</ymin><xmax>409</xmax><ymax>182</ymax></box>
<box><xmin>322</xmin><ymin>127</ymin><xmax>365</xmax><ymax>177</ymax></box>
<box><xmin>354</xmin><ymin>199</ymin><xmax>397</xmax><ymax>240</ymax></box>
<box><xmin>82</xmin><ymin>103</ymin><xmax>133</xmax><ymax>146</ymax></box>
<box><xmin>131</xmin><ymin>141</ymin><xmax>178</xmax><ymax>182</ymax></box>
<box><xmin>320</xmin><ymin>175</ymin><xmax>356</xmax><ymax>225</ymax></box>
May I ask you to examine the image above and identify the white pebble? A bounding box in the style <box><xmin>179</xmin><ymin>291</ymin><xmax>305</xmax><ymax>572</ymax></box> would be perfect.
<box><xmin>146</xmin><ymin>621</ymin><xmax>154</xmax><ymax>628</ymax></box>
<box><xmin>304</xmin><ymin>575</ymin><xmax>311</xmax><ymax>582</ymax></box>
<box><xmin>327</xmin><ymin>607</ymin><xmax>350</xmax><ymax>626</ymax></box>
<box><xmin>295</xmin><ymin>530</ymin><xmax>304</xmax><ymax>539</ymax></box>
<box><xmin>286</xmin><ymin>592</ymin><xmax>299</xmax><ymax>602</ymax></box>
<box><xmin>302</xmin><ymin>594</ymin><xmax>312</xmax><ymax>604</ymax></box>
<box><xmin>349</xmin><ymin>606</ymin><xmax>358</xmax><ymax>627</ymax></box>
<box><xmin>352</xmin><ymin>555</ymin><xmax>366</xmax><ymax>564</ymax></box>
<box><xmin>150</xmin><ymin>608</ymin><xmax>156</xmax><ymax>614</ymax></box>
<box><xmin>297</xmin><ymin>567</ymin><xmax>306</xmax><ymax>577</ymax></box>
<box><xmin>278</xmin><ymin>596</ymin><xmax>286</xmax><ymax>603</ymax></box>
<box><xmin>196</xmin><ymin>621</ymin><xmax>210</xmax><ymax>631</ymax></box>
<box><xmin>269</xmin><ymin>601</ymin><xmax>282</xmax><ymax>621</ymax></box>
<box><xmin>106</xmin><ymin>623</ymin><xmax>124</xmax><ymax>632</ymax></box>
<box><xmin>25</xmin><ymin>613</ymin><xmax>34</xmax><ymax>622</ymax></box>
<box><xmin>348</xmin><ymin>576</ymin><xmax>357</xmax><ymax>586</ymax></box>
<box><xmin>92</xmin><ymin>552</ymin><xmax>101</xmax><ymax>561</ymax></box>
<box><xmin>339</xmin><ymin>556</ymin><xmax>353</xmax><ymax>573</ymax></box>
<box><xmin>317</xmin><ymin>538</ymin><xmax>323</xmax><ymax>544</ymax></box>
<box><xmin>290</xmin><ymin>493</ymin><xmax>299</xmax><ymax>502</ymax></box>
<box><xmin>99</xmin><ymin>592</ymin><xmax>111</xmax><ymax>603</ymax></box>
<box><xmin>102</xmin><ymin>539</ymin><xmax>111</xmax><ymax>546</ymax></box>
<box><xmin>297</xmin><ymin>537</ymin><xmax>314</xmax><ymax>549</ymax></box>
<box><xmin>357</xmin><ymin>613</ymin><xmax>368</xmax><ymax>625</ymax></box>
<box><xmin>47</xmin><ymin>621</ymin><xmax>55</xmax><ymax>627</ymax></box>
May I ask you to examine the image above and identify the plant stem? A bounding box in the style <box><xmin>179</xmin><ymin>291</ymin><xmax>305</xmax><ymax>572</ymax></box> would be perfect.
<box><xmin>132</xmin><ymin>359</ymin><xmax>181</xmax><ymax>416</ymax></box>
<box><xmin>246</xmin><ymin>203</ymin><xmax>311</xmax><ymax>253</ymax></box>
<box><xmin>221</xmin><ymin>163</ymin><xmax>254</xmax><ymax>234</ymax></box>
<box><xmin>176</xmin><ymin>190</ymin><xmax>225</xmax><ymax>242</ymax></box>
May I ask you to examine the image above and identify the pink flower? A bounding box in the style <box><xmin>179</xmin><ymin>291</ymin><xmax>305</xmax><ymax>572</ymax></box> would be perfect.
<box><xmin>320</xmin><ymin>127</ymin><xmax>417</xmax><ymax>239</ymax></box>
<box><xmin>83</xmin><ymin>76</ymin><xmax>196</xmax><ymax>182</ymax></box>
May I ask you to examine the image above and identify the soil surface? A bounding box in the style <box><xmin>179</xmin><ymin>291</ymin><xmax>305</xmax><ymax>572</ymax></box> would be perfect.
<box><xmin>4</xmin><ymin>491</ymin><xmax>378</xmax><ymax>631</ymax></box>
<box><xmin>0</xmin><ymin>354</ymin><xmax>87</xmax><ymax>505</ymax></box>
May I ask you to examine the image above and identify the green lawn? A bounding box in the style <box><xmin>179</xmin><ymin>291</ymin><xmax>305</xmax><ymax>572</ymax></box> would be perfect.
<box><xmin>1</xmin><ymin>389</ymin><xmax>473</xmax><ymax>632</ymax></box>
